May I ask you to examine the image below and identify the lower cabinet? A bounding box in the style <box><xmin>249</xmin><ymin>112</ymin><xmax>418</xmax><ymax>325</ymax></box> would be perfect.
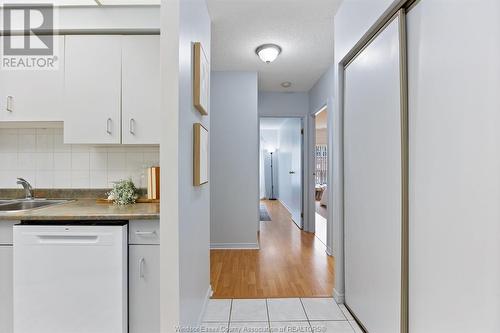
<box><xmin>129</xmin><ymin>245</ymin><xmax>160</xmax><ymax>333</ymax></box>
<box><xmin>0</xmin><ymin>246</ymin><xmax>13</xmax><ymax>333</ymax></box>
<box><xmin>0</xmin><ymin>221</ymin><xmax>15</xmax><ymax>333</ymax></box>
<box><xmin>0</xmin><ymin>220</ymin><xmax>160</xmax><ymax>333</ymax></box>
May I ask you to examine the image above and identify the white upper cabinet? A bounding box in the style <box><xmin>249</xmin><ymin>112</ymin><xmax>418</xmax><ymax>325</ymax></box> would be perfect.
<box><xmin>122</xmin><ymin>36</ymin><xmax>160</xmax><ymax>144</ymax></box>
<box><xmin>64</xmin><ymin>35</ymin><xmax>122</xmax><ymax>144</ymax></box>
<box><xmin>0</xmin><ymin>36</ymin><xmax>65</xmax><ymax>122</ymax></box>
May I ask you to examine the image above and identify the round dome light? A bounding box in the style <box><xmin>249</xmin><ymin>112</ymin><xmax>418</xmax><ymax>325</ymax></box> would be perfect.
<box><xmin>255</xmin><ymin>44</ymin><xmax>282</xmax><ymax>63</ymax></box>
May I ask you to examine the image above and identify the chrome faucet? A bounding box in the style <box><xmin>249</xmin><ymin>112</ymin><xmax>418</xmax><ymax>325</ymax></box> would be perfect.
<box><xmin>16</xmin><ymin>178</ymin><xmax>34</xmax><ymax>200</ymax></box>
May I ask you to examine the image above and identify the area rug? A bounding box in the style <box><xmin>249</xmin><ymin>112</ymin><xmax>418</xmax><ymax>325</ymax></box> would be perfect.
<box><xmin>260</xmin><ymin>204</ymin><xmax>272</xmax><ymax>221</ymax></box>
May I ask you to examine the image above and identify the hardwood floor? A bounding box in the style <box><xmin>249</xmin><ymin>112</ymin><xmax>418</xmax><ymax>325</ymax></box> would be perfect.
<box><xmin>210</xmin><ymin>200</ymin><xmax>334</xmax><ymax>299</ymax></box>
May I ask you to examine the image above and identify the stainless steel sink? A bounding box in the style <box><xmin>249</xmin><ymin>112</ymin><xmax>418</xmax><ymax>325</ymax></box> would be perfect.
<box><xmin>0</xmin><ymin>199</ymin><xmax>70</xmax><ymax>212</ymax></box>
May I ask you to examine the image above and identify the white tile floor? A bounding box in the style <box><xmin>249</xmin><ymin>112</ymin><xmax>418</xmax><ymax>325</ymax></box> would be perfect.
<box><xmin>202</xmin><ymin>298</ymin><xmax>364</xmax><ymax>332</ymax></box>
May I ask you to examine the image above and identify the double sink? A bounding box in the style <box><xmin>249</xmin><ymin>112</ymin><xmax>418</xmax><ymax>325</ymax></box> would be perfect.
<box><xmin>0</xmin><ymin>199</ymin><xmax>71</xmax><ymax>212</ymax></box>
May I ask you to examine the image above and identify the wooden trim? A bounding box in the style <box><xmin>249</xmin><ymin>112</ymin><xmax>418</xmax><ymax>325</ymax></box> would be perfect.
<box><xmin>193</xmin><ymin>123</ymin><xmax>208</xmax><ymax>186</ymax></box>
<box><xmin>193</xmin><ymin>42</ymin><xmax>208</xmax><ymax>115</ymax></box>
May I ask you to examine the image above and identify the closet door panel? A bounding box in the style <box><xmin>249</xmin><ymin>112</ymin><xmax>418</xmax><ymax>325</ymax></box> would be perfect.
<box><xmin>344</xmin><ymin>16</ymin><xmax>402</xmax><ymax>333</ymax></box>
<box><xmin>408</xmin><ymin>1</ymin><xmax>500</xmax><ymax>332</ymax></box>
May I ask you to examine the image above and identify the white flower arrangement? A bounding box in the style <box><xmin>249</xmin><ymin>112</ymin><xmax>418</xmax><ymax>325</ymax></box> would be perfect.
<box><xmin>107</xmin><ymin>179</ymin><xmax>139</xmax><ymax>205</ymax></box>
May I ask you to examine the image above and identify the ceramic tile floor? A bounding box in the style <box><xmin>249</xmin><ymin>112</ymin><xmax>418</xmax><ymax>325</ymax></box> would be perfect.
<box><xmin>202</xmin><ymin>298</ymin><xmax>364</xmax><ymax>332</ymax></box>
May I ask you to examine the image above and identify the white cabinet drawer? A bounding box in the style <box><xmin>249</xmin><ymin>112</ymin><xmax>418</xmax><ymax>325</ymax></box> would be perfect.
<box><xmin>0</xmin><ymin>221</ymin><xmax>17</xmax><ymax>245</ymax></box>
<box><xmin>128</xmin><ymin>220</ymin><xmax>159</xmax><ymax>245</ymax></box>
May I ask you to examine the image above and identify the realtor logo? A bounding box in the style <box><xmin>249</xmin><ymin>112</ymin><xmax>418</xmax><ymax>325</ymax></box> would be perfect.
<box><xmin>1</xmin><ymin>3</ymin><xmax>58</xmax><ymax>70</ymax></box>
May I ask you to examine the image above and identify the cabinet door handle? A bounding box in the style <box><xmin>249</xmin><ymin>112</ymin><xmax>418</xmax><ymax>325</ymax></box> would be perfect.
<box><xmin>135</xmin><ymin>230</ymin><xmax>156</xmax><ymax>236</ymax></box>
<box><xmin>129</xmin><ymin>118</ymin><xmax>135</xmax><ymax>135</ymax></box>
<box><xmin>139</xmin><ymin>257</ymin><xmax>145</xmax><ymax>279</ymax></box>
<box><xmin>6</xmin><ymin>96</ymin><xmax>13</xmax><ymax>112</ymax></box>
<box><xmin>106</xmin><ymin>118</ymin><xmax>112</xmax><ymax>135</ymax></box>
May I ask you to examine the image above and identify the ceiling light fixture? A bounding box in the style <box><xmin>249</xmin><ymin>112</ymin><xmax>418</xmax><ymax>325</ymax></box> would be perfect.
<box><xmin>255</xmin><ymin>44</ymin><xmax>282</xmax><ymax>63</ymax></box>
<box><xmin>281</xmin><ymin>81</ymin><xmax>292</xmax><ymax>88</ymax></box>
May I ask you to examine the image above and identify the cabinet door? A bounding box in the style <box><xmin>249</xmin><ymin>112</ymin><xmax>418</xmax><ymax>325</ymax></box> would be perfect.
<box><xmin>129</xmin><ymin>245</ymin><xmax>160</xmax><ymax>333</ymax></box>
<box><xmin>0</xmin><ymin>36</ymin><xmax>64</xmax><ymax>122</ymax></box>
<box><xmin>122</xmin><ymin>36</ymin><xmax>160</xmax><ymax>144</ymax></box>
<box><xmin>0</xmin><ymin>246</ymin><xmax>13</xmax><ymax>333</ymax></box>
<box><xmin>64</xmin><ymin>35</ymin><xmax>121</xmax><ymax>144</ymax></box>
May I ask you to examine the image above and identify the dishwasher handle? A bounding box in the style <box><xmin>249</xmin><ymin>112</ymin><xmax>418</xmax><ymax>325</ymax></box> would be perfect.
<box><xmin>37</xmin><ymin>235</ymin><xmax>99</xmax><ymax>244</ymax></box>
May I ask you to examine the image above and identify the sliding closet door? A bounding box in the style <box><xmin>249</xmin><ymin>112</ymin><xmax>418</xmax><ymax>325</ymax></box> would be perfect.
<box><xmin>408</xmin><ymin>1</ymin><xmax>500</xmax><ymax>332</ymax></box>
<box><xmin>344</xmin><ymin>16</ymin><xmax>403</xmax><ymax>333</ymax></box>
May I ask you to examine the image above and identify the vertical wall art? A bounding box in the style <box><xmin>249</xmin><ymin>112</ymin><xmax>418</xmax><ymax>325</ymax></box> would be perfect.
<box><xmin>193</xmin><ymin>42</ymin><xmax>209</xmax><ymax>115</ymax></box>
<box><xmin>193</xmin><ymin>123</ymin><xmax>208</xmax><ymax>186</ymax></box>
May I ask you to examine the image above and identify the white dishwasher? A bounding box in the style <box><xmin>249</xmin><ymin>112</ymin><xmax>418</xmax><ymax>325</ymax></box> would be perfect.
<box><xmin>13</xmin><ymin>221</ymin><xmax>128</xmax><ymax>333</ymax></box>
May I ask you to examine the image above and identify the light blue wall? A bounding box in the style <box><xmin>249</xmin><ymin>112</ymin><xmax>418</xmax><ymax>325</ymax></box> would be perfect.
<box><xmin>309</xmin><ymin>64</ymin><xmax>334</xmax><ymax>114</ymax></box>
<box><xmin>260</xmin><ymin>129</ymin><xmax>279</xmax><ymax>199</ymax></box>
<box><xmin>160</xmin><ymin>0</ymin><xmax>212</xmax><ymax>327</ymax></box>
<box><xmin>210</xmin><ymin>71</ymin><xmax>259</xmax><ymax>248</ymax></box>
<box><xmin>258</xmin><ymin>92</ymin><xmax>309</xmax><ymax>117</ymax></box>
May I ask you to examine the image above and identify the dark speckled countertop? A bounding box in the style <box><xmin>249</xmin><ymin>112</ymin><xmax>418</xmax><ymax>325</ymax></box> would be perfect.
<box><xmin>0</xmin><ymin>199</ymin><xmax>159</xmax><ymax>221</ymax></box>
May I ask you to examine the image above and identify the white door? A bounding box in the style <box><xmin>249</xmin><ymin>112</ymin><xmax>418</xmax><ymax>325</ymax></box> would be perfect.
<box><xmin>122</xmin><ymin>36</ymin><xmax>161</xmax><ymax>144</ymax></box>
<box><xmin>0</xmin><ymin>36</ymin><xmax>64</xmax><ymax>122</ymax></box>
<box><xmin>408</xmin><ymin>1</ymin><xmax>500</xmax><ymax>332</ymax></box>
<box><xmin>278</xmin><ymin>118</ymin><xmax>303</xmax><ymax>227</ymax></box>
<box><xmin>0</xmin><ymin>246</ymin><xmax>13</xmax><ymax>333</ymax></box>
<box><xmin>64</xmin><ymin>36</ymin><xmax>121</xmax><ymax>144</ymax></box>
<box><xmin>344</xmin><ymin>16</ymin><xmax>402</xmax><ymax>333</ymax></box>
<box><xmin>129</xmin><ymin>245</ymin><xmax>160</xmax><ymax>333</ymax></box>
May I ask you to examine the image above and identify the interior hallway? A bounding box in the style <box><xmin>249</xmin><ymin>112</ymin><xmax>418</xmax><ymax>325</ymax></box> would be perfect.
<box><xmin>210</xmin><ymin>200</ymin><xmax>334</xmax><ymax>298</ymax></box>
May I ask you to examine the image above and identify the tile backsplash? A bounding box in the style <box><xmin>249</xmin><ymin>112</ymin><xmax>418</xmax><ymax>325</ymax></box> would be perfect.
<box><xmin>0</xmin><ymin>128</ymin><xmax>159</xmax><ymax>189</ymax></box>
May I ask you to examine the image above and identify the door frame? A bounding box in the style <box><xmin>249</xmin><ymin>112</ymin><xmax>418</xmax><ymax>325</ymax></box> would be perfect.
<box><xmin>258</xmin><ymin>115</ymin><xmax>307</xmax><ymax>230</ymax></box>
<box><xmin>309</xmin><ymin>104</ymin><xmax>334</xmax><ymax>255</ymax></box>
<box><xmin>335</xmin><ymin>1</ymin><xmax>416</xmax><ymax>332</ymax></box>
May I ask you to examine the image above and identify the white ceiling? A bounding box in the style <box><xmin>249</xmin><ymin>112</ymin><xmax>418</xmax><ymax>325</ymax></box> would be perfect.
<box><xmin>207</xmin><ymin>0</ymin><xmax>342</xmax><ymax>92</ymax></box>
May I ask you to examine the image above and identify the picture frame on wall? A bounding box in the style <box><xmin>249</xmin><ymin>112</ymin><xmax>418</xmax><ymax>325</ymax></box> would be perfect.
<box><xmin>193</xmin><ymin>42</ymin><xmax>209</xmax><ymax>115</ymax></box>
<box><xmin>193</xmin><ymin>123</ymin><xmax>209</xmax><ymax>186</ymax></box>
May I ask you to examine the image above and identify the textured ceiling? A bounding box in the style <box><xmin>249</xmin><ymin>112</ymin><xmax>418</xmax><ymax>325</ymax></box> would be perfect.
<box><xmin>207</xmin><ymin>0</ymin><xmax>342</xmax><ymax>92</ymax></box>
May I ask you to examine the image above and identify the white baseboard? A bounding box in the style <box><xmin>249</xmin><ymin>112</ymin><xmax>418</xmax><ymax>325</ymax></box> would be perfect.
<box><xmin>279</xmin><ymin>199</ymin><xmax>302</xmax><ymax>226</ymax></box>
<box><xmin>333</xmin><ymin>288</ymin><xmax>345</xmax><ymax>304</ymax></box>
<box><xmin>326</xmin><ymin>246</ymin><xmax>334</xmax><ymax>256</ymax></box>
<box><xmin>210</xmin><ymin>243</ymin><xmax>260</xmax><ymax>250</ymax></box>
<box><xmin>278</xmin><ymin>199</ymin><xmax>292</xmax><ymax>215</ymax></box>
<box><xmin>197</xmin><ymin>285</ymin><xmax>213</xmax><ymax>326</ymax></box>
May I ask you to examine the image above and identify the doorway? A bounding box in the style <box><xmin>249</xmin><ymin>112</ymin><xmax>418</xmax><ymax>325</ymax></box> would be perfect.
<box><xmin>259</xmin><ymin>117</ymin><xmax>303</xmax><ymax>228</ymax></box>
<box><xmin>210</xmin><ymin>115</ymin><xmax>334</xmax><ymax>298</ymax></box>
<box><xmin>313</xmin><ymin>107</ymin><xmax>328</xmax><ymax>246</ymax></box>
